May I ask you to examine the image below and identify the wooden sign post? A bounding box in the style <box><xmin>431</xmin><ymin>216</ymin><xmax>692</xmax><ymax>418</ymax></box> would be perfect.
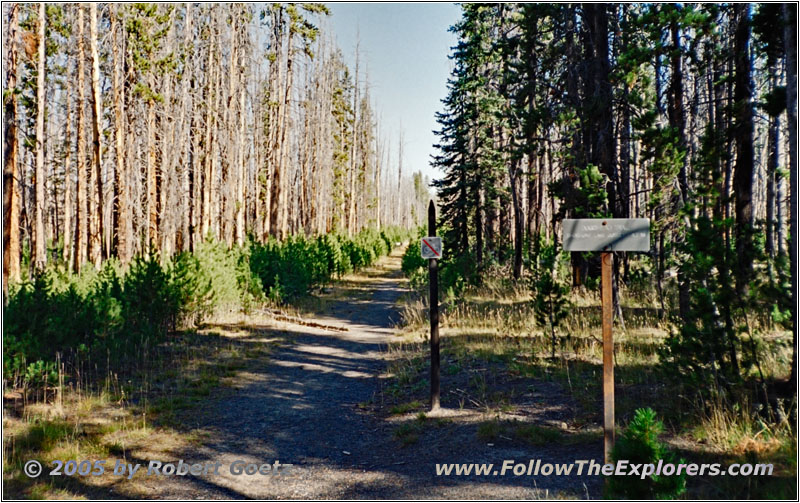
<box><xmin>423</xmin><ymin>201</ymin><xmax>441</xmax><ymax>411</ymax></box>
<box><xmin>601</xmin><ymin>251</ymin><xmax>614</xmax><ymax>464</ymax></box>
<box><xmin>563</xmin><ymin>218</ymin><xmax>650</xmax><ymax>464</ymax></box>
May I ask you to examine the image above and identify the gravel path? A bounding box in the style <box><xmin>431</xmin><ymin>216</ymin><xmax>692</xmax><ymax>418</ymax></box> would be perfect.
<box><xmin>144</xmin><ymin>250</ymin><xmax>603</xmax><ymax>499</ymax></box>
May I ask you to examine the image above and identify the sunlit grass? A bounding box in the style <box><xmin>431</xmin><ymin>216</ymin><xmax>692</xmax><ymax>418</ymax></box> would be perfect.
<box><xmin>2</xmin><ymin>324</ymin><xmax>282</xmax><ymax>500</ymax></box>
<box><xmin>388</xmin><ymin>274</ymin><xmax>795</xmax><ymax>498</ymax></box>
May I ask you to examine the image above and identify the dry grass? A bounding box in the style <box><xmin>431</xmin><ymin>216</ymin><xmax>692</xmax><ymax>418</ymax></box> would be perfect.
<box><xmin>388</xmin><ymin>276</ymin><xmax>796</xmax><ymax>498</ymax></box>
<box><xmin>2</xmin><ymin>324</ymin><xmax>280</xmax><ymax>500</ymax></box>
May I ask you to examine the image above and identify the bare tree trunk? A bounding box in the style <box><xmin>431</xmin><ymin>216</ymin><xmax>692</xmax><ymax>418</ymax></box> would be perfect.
<box><xmin>179</xmin><ymin>3</ymin><xmax>193</xmax><ymax>252</ymax></box>
<box><xmin>89</xmin><ymin>2</ymin><xmax>103</xmax><ymax>267</ymax></box>
<box><xmin>765</xmin><ymin>65</ymin><xmax>780</xmax><ymax>259</ymax></box>
<box><xmin>277</xmin><ymin>28</ymin><xmax>295</xmax><ymax>239</ymax></box>
<box><xmin>732</xmin><ymin>4</ymin><xmax>755</xmax><ymax>295</ymax></box>
<box><xmin>202</xmin><ymin>32</ymin><xmax>215</xmax><ymax>239</ymax></box>
<box><xmin>236</xmin><ymin>76</ymin><xmax>246</xmax><ymax>245</ymax></box>
<box><xmin>33</xmin><ymin>2</ymin><xmax>47</xmax><ymax>269</ymax></box>
<box><xmin>210</xmin><ymin>30</ymin><xmax>222</xmax><ymax>240</ymax></box>
<box><xmin>62</xmin><ymin>62</ymin><xmax>73</xmax><ymax>266</ymax></box>
<box><xmin>783</xmin><ymin>3</ymin><xmax>797</xmax><ymax>387</ymax></box>
<box><xmin>224</xmin><ymin>7</ymin><xmax>239</xmax><ymax>247</ymax></box>
<box><xmin>375</xmin><ymin>134</ymin><xmax>382</xmax><ymax>230</ymax></box>
<box><xmin>147</xmin><ymin>90</ymin><xmax>157</xmax><ymax>248</ymax></box>
<box><xmin>111</xmin><ymin>4</ymin><xmax>129</xmax><ymax>263</ymax></box>
<box><xmin>396</xmin><ymin>131</ymin><xmax>403</xmax><ymax>227</ymax></box>
<box><xmin>348</xmin><ymin>43</ymin><xmax>360</xmax><ymax>236</ymax></box>
<box><xmin>74</xmin><ymin>6</ymin><xmax>87</xmax><ymax>272</ymax></box>
<box><xmin>3</xmin><ymin>3</ymin><xmax>21</xmax><ymax>289</ymax></box>
<box><xmin>159</xmin><ymin>11</ymin><xmax>176</xmax><ymax>258</ymax></box>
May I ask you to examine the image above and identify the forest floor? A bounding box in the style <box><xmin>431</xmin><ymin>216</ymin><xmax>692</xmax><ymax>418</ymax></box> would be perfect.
<box><xmin>3</xmin><ymin>248</ymin><xmax>603</xmax><ymax>499</ymax></box>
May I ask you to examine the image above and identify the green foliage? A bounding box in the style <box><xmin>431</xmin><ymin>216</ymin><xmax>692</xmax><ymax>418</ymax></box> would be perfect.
<box><xmin>249</xmin><ymin>227</ymin><xmax>408</xmax><ymax>302</ymax></box>
<box><xmin>607</xmin><ymin>408</ymin><xmax>687</xmax><ymax>499</ymax></box>
<box><xmin>192</xmin><ymin>238</ymin><xmax>243</xmax><ymax>310</ymax></box>
<box><xmin>401</xmin><ymin>230</ymin><xmax>473</xmax><ymax>300</ymax></box>
<box><xmin>576</xmin><ymin>165</ymin><xmax>610</xmax><ymax>218</ymax></box>
<box><xmin>120</xmin><ymin>253</ymin><xmax>176</xmax><ymax>339</ymax></box>
<box><xmin>661</xmin><ymin>125</ymin><xmax>742</xmax><ymax>390</ymax></box>
<box><xmin>439</xmin><ymin>252</ymin><xmax>474</xmax><ymax>300</ymax></box>
<box><xmin>401</xmin><ymin>241</ymin><xmax>427</xmax><ymax>289</ymax></box>
<box><xmin>168</xmin><ymin>252</ymin><xmax>215</xmax><ymax>326</ymax></box>
<box><xmin>532</xmin><ymin>242</ymin><xmax>570</xmax><ymax>358</ymax></box>
<box><xmin>3</xmin><ymin>255</ymin><xmax>176</xmax><ymax>385</ymax></box>
<box><xmin>3</xmin><ymin>227</ymin><xmax>408</xmax><ymax>385</ymax></box>
<box><xmin>661</xmin><ymin>213</ymin><xmax>742</xmax><ymax>388</ymax></box>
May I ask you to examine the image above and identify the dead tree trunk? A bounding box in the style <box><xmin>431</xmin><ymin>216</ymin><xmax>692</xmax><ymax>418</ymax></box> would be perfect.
<box><xmin>111</xmin><ymin>4</ymin><xmax>129</xmax><ymax>263</ymax></box>
<box><xmin>34</xmin><ymin>2</ymin><xmax>47</xmax><ymax>269</ymax></box>
<box><xmin>3</xmin><ymin>3</ymin><xmax>21</xmax><ymax>289</ymax></box>
<box><xmin>74</xmin><ymin>6</ymin><xmax>88</xmax><ymax>272</ymax></box>
<box><xmin>89</xmin><ymin>3</ymin><xmax>103</xmax><ymax>267</ymax></box>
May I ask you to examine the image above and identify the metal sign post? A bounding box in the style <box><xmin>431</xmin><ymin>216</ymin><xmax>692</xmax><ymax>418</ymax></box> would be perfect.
<box><xmin>425</xmin><ymin>201</ymin><xmax>441</xmax><ymax>411</ymax></box>
<box><xmin>563</xmin><ymin>218</ymin><xmax>650</xmax><ymax>464</ymax></box>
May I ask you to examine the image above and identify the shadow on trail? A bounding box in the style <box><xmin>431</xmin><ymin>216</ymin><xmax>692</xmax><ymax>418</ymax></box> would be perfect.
<box><xmin>93</xmin><ymin>257</ymin><xmax>604</xmax><ymax>499</ymax></box>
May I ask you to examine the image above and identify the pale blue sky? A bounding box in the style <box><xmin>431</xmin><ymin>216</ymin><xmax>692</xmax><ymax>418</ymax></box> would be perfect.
<box><xmin>326</xmin><ymin>2</ymin><xmax>461</xmax><ymax>182</ymax></box>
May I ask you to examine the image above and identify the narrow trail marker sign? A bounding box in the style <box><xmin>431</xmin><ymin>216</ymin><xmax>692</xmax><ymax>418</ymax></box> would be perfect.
<box><xmin>420</xmin><ymin>237</ymin><xmax>442</xmax><ymax>259</ymax></box>
<box><xmin>427</xmin><ymin>202</ymin><xmax>441</xmax><ymax>411</ymax></box>
<box><xmin>562</xmin><ymin>218</ymin><xmax>650</xmax><ymax>464</ymax></box>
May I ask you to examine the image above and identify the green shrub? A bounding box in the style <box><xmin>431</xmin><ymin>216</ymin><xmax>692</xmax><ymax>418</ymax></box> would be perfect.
<box><xmin>192</xmin><ymin>238</ymin><xmax>241</xmax><ymax>309</ymax></box>
<box><xmin>121</xmin><ymin>253</ymin><xmax>175</xmax><ymax>341</ymax></box>
<box><xmin>249</xmin><ymin>228</ymin><xmax>403</xmax><ymax>302</ymax></box>
<box><xmin>402</xmin><ymin>241</ymin><xmax>426</xmax><ymax>277</ymax></box>
<box><xmin>532</xmin><ymin>243</ymin><xmax>571</xmax><ymax>359</ymax></box>
<box><xmin>607</xmin><ymin>407</ymin><xmax>687</xmax><ymax>499</ymax></box>
<box><xmin>235</xmin><ymin>244</ymin><xmax>264</xmax><ymax>313</ymax></box>
<box><xmin>3</xmin><ymin>227</ymin><xmax>409</xmax><ymax>384</ymax></box>
<box><xmin>169</xmin><ymin>252</ymin><xmax>215</xmax><ymax>326</ymax></box>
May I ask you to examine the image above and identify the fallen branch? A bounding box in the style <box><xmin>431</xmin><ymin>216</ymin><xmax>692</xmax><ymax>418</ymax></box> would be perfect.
<box><xmin>259</xmin><ymin>309</ymin><xmax>349</xmax><ymax>333</ymax></box>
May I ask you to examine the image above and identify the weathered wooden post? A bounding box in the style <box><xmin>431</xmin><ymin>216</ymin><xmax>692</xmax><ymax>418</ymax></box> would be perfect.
<box><xmin>422</xmin><ymin>201</ymin><xmax>442</xmax><ymax>410</ymax></box>
<box><xmin>601</xmin><ymin>251</ymin><xmax>614</xmax><ymax>463</ymax></box>
<box><xmin>563</xmin><ymin>218</ymin><xmax>650</xmax><ymax>464</ymax></box>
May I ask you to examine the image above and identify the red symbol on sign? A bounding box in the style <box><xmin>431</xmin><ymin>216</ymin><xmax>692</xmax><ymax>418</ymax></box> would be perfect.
<box><xmin>422</xmin><ymin>238</ymin><xmax>440</xmax><ymax>258</ymax></box>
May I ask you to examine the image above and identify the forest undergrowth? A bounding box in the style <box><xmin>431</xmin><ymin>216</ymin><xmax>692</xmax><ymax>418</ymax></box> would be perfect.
<box><xmin>386</xmin><ymin>241</ymin><xmax>796</xmax><ymax>499</ymax></box>
<box><xmin>2</xmin><ymin>227</ymin><xmax>412</xmax><ymax>499</ymax></box>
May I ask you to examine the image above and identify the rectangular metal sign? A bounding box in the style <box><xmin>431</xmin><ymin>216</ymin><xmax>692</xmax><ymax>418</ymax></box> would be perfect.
<box><xmin>420</xmin><ymin>237</ymin><xmax>443</xmax><ymax>259</ymax></box>
<box><xmin>562</xmin><ymin>218</ymin><xmax>650</xmax><ymax>252</ymax></box>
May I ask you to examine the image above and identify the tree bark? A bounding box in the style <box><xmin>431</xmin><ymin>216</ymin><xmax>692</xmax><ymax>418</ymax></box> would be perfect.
<box><xmin>202</xmin><ymin>30</ymin><xmax>215</xmax><ymax>239</ymax></box>
<box><xmin>62</xmin><ymin>58</ymin><xmax>73</xmax><ymax>266</ymax></box>
<box><xmin>732</xmin><ymin>4</ymin><xmax>755</xmax><ymax>295</ymax></box>
<box><xmin>111</xmin><ymin>4</ymin><xmax>129</xmax><ymax>263</ymax></box>
<box><xmin>74</xmin><ymin>5</ymin><xmax>87</xmax><ymax>272</ymax></box>
<box><xmin>278</xmin><ymin>27</ymin><xmax>295</xmax><ymax>239</ymax></box>
<box><xmin>147</xmin><ymin>88</ymin><xmax>157</xmax><ymax>248</ymax></box>
<box><xmin>89</xmin><ymin>2</ymin><xmax>103</xmax><ymax>267</ymax></box>
<box><xmin>3</xmin><ymin>3</ymin><xmax>21</xmax><ymax>289</ymax></box>
<box><xmin>783</xmin><ymin>3</ymin><xmax>797</xmax><ymax>387</ymax></box>
<box><xmin>34</xmin><ymin>2</ymin><xmax>47</xmax><ymax>269</ymax></box>
<box><xmin>765</xmin><ymin>65</ymin><xmax>780</xmax><ymax>259</ymax></box>
<box><xmin>179</xmin><ymin>3</ymin><xmax>193</xmax><ymax>252</ymax></box>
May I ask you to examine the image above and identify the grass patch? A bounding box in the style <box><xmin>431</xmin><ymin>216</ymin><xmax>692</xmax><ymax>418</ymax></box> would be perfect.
<box><xmin>393</xmin><ymin>422</ymin><xmax>423</xmax><ymax>446</ymax></box>
<box><xmin>475</xmin><ymin>419</ymin><xmax>600</xmax><ymax>446</ymax></box>
<box><xmin>2</xmin><ymin>325</ymin><xmax>284</xmax><ymax>500</ymax></box>
<box><xmin>390</xmin><ymin>275</ymin><xmax>795</xmax><ymax>499</ymax></box>
<box><xmin>389</xmin><ymin>401</ymin><xmax>423</xmax><ymax>415</ymax></box>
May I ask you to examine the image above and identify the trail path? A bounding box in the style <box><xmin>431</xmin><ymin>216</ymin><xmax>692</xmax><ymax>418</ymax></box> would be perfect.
<box><xmin>144</xmin><ymin>248</ymin><xmax>601</xmax><ymax>499</ymax></box>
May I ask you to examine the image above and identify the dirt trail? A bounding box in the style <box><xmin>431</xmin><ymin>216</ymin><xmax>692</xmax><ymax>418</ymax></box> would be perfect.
<box><xmin>143</xmin><ymin>249</ymin><xmax>601</xmax><ymax>499</ymax></box>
